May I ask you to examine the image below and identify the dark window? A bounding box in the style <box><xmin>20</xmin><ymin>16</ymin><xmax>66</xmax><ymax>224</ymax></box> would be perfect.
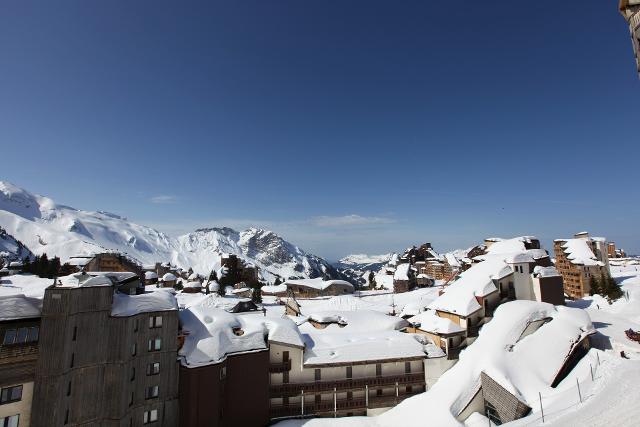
<box><xmin>143</xmin><ymin>409</ymin><xmax>158</xmax><ymax>424</ymax></box>
<box><xmin>64</xmin><ymin>409</ymin><xmax>69</xmax><ymax>424</ymax></box>
<box><xmin>28</xmin><ymin>327</ymin><xmax>39</xmax><ymax>342</ymax></box>
<box><xmin>15</xmin><ymin>328</ymin><xmax>28</xmax><ymax>343</ymax></box>
<box><xmin>376</xmin><ymin>389</ymin><xmax>382</xmax><ymax>396</ymax></box>
<box><xmin>70</xmin><ymin>353</ymin><xmax>74</xmax><ymax>368</ymax></box>
<box><xmin>66</xmin><ymin>381</ymin><xmax>71</xmax><ymax>396</ymax></box>
<box><xmin>314</xmin><ymin>369</ymin><xmax>321</xmax><ymax>381</ymax></box>
<box><xmin>0</xmin><ymin>415</ymin><xmax>19</xmax><ymax>427</ymax></box>
<box><xmin>149</xmin><ymin>316</ymin><xmax>163</xmax><ymax>328</ymax></box>
<box><xmin>148</xmin><ymin>338</ymin><xmax>161</xmax><ymax>352</ymax></box>
<box><xmin>131</xmin><ymin>367</ymin><xmax>135</xmax><ymax>381</ymax></box>
<box><xmin>346</xmin><ymin>366</ymin><xmax>353</xmax><ymax>379</ymax></box>
<box><xmin>2</xmin><ymin>329</ymin><xmax>16</xmax><ymax>345</ymax></box>
<box><xmin>376</xmin><ymin>364</ymin><xmax>382</xmax><ymax>377</ymax></box>
<box><xmin>283</xmin><ymin>351</ymin><xmax>289</xmax><ymax>362</ymax></box>
<box><xmin>406</xmin><ymin>386</ymin><xmax>413</xmax><ymax>393</ymax></box>
<box><xmin>0</xmin><ymin>385</ymin><xmax>23</xmax><ymax>404</ymax></box>
<box><xmin>405</xmin><ymin>362</ymin><xmax>411</xmax><ymax>374</ymax></box>
<box><xmin>72</xmin><ymin>326</ymin><xmax>77</xmax><ymax>341</ymax></box>
<box><xmin>145</xmin><ymin>385</ymin><xmax>159</xmax><ymax>399</ymax></box>
<box><xmin>147</xmin><ymin>362</ymin><xmax>160</xmax><ymax>376</ymax></box>
<box><xmin>315</xmin><ymin>394</ymin><xmax>321</xmax><ymax>404</ymax></box>
<box><xmin>347</xmin><ymin>391</ymin><xmax>353</xmax><ymax>401</ymax></box>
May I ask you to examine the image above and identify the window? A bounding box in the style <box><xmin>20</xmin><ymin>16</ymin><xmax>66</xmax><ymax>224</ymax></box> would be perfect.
<box><xmin>282</xmin><ymin>371</ymin><xmax>289</xmax><ymax>383</ymax></box>
<box><xmin>347</xmin><ymin>391</ymin><xmax>353</xmax><ymax>401</ymax></box>
<box><xmin>314</xmin><ymin>369</ymin><xmax>321</xmax><ymax>381</ymax></box>
<box><xmin>145</xmin><ymin>385</ymin><xmax>159</xmax><ymax>399</ymax></box>
<box><xmin>149</xmin><ymin>316</ymin><xmax>163</xmax><ymax>328</ymax></box>
<box><xmin>143</xmin><ymin>409</ymin><xmax>158</xmax><ymax>424</ymax></box>
<box><xmin>0</xmin><ymin>415</ymin><xmax>19</xmax><ymax>427</ymax></box>
<box><xmin>70</xmin><ymin>353</ymin><xmax>74</xmax><ymax>368</ymax></box>
<box><xmin>405</xmin><ymin>361</ymin><xmax>411</xmax><ymax>374</ymax></box>
<box><xmin>130</xmin><ymin>367</ymin><xmax>135</xmax><ymax>381</ymax></box>
<box><xmin>346</xmin><ymin>366</ymin><xmax>352</xmax><ymax>379</ymax></box>
<box><xmin>220</xmin><ymin>366</ymin><xmax>227</xmax><ymax>380</ymax></box>
<box><xmin>376</xmin><ymin>364</ymin><xmax>382</xmax><ymax>377</ymax></box>
<box><xmin>0</xmin><ymin>385</ymin><xmax>23</xmax><ymax>405</ymax></box>
<box><xmin>131</xmin><ymin>343</ymin><xmax>137</xmax><ymax>356</ymax></box>
<box><xmin>376</xmin><ymin>389</ymin><xmax>382</xmax><ymax>396</ymax></box>
<box><xmin>64</xmin><ymin>409</ymin><xmax>69</xmax><ymax>424</ymax></box>
<box><xmin>147</xmin><ymin>362</ymin><xmax>160</xmax><ymax>376</ymax></box>
<box><xmin>0</xmin><ymin>415</ymin><xmax>20</xmax><ymax>427</ymax></box>
<box><xmin>2</xmin><ymin>330</ymin><xmax>16</xmax><ymax>345</ymax></box>
<box><xmin>2</xmin><ymin>327</ymin><xmax>39</xmax><ymax>345</ymax></box>
<box><xmin>133</xmin><ymin>319</ymin><xmax>139</xmax><ymax>332</ymax></box>
<box><xmin>148</xmin><ymin>338</ymin><xmax>161</xmax><ymax>352</ymax></box>
<box><xmin>282</xmin><ymin>350</ymin><xmax>289</xmax><ymax>362</ymax></box>
<box><xmin>66</xmin><ymin>381</ymin><xmax>71</xmax><ymax>397</ymax></box>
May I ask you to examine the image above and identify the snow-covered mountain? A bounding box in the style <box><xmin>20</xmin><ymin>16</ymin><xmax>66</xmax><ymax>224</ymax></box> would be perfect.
<box><xmin>0</xmin><ymin>225</ymin><xmax>33</xmax><ymax>263</ymax></box>
<box><xmin>334</xmin><ymin>253</ymin><xmax>394</xmax><ymax>285</ymax></box>
<box><xmin>0</xmin><ymin>181</ymin><xmax>342</xmax><ymax>283</ymax></box>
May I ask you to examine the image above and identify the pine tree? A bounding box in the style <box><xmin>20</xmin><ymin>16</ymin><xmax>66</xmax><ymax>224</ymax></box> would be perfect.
<box><xmin>273</xmin><ymin>277</ymin><xmax>282</xmax><ymax>286</ymax></box>
<box><xmin>368</xmin><ymin>271</ymin><xmax>376</xmax><ymax>289</ymax></box>
<box><xmin>589</xmin><ymin>275</ymin><xmax>601</xmax><ymax>296</ymax></box>
<box><xmin>603</xmin><ymin>273</ymin><xmax>623</xmax><ymax>302</ymax></box>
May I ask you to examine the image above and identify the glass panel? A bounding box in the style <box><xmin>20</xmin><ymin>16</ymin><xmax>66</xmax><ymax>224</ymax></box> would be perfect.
<box><xmin>29</xmin><ymin>327</ymin><xmax>39</xmax><ymax>342</ymax></box>
<box><xmin>155</xmin><ymin>316</ymin><xmax>162</xmax><ymax>327</ymax></box>
<box><xmin>10</xmin><ymin>385</ymin><xmax>22</xmax><ymax>401</ymax></box>
<box><xmin>150</xmin><ymin>409</ymin><xmax>158</xmax><ymax>421</ymax></box>
<box><xmin>3</xmin><ymin>329</ymin><xmax>16</xmax><ymax>345</ymax></box>
<box><xmin>8</xmin><ymin>415</ymin><xmax>20</xmax><ymax>427</ymax></box>
<box><xmin>16</xmin><ymin>328</ymin><xmax>28</xmax><ymax>343</ymax></box>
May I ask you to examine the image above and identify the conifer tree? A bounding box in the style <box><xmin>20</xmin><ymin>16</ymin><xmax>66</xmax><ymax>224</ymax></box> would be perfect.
<box><xmin>589</xmin><ymin>275</ymin><xmax>601</xmax><ymax>296</ymax></box>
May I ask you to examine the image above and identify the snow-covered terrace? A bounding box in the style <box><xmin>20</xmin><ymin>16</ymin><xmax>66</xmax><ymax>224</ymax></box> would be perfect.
<box><xmin>285</xmin><ymin>278</ymin><xmax>354</xmax><ymax>291</ymax></box>
<box><xmin>298</xmin><ymin>310</ymin><xmax>427</xmax><ymax>366</ymax></box>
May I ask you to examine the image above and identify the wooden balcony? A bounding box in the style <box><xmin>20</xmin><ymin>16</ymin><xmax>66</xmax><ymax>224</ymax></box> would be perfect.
<box><xmin>269</xmin><ymin>359</ymin><xmax>292</xmax><ymax>373</ymax></box>
<box><xmin>270</xmin><ymin>372</ymin><xmax>425</xmax><ymax>397</ymax></box>
<box><xmin>269</xmin><ymin>389</ymin><xmax>424</xmax><ymax>418</ymax></box>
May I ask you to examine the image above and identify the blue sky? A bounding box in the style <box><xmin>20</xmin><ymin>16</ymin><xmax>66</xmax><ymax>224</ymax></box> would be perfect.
<box><xmin>1</xmin><ymin>1</ymin><xmax>638</xmax><ymax>260</ymax></box>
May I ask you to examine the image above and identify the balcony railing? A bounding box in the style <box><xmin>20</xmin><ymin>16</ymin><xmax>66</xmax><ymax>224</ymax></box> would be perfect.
<box><xmin>269</xmin><ymin>359</ymin><xmax>292</xmax><ymax>373</ymax></box>
<box><xmin>269</xmin><ymin>389</ymin><xmax>424</xmax><ymax>418</ymax></box>
<box><xmin>270</xmin><ymin>372</ymin><xmax>425</xmax><ymax>397</ymax></box>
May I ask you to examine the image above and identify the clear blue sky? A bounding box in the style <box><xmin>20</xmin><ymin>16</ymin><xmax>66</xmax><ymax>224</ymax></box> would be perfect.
<box><xmin>1</xmin><ymin>1</ymin><xmax>638</xmax><ymax>260</ymax></box>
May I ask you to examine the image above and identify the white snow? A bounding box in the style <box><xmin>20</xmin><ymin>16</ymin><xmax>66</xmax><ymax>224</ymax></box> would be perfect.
<box><xmin>558</xmin><ymin>238</ymin><xmax>603</xmax><ymax>267</ymax></box>
<box><xmin>393</xmin><ymin>263</ymin><xmax>411</xmax><ymax>281</ymax></box>
<box><xmin>408</xmin><ymin>311</ymin><xmax>465</xmax><ymax>334</ymax></box>
<box><xmin>144</xmin><ymin>271</ymin><xmax>158</xmax><ymax>280</ymax></box>
<box><xmin>0</xmin><ymin>293</ymin><xmax>42</xmax><ymax>321</ymax></box>
<box><xmin>285</xmin><ymin>278</ymin><xmax>353</xmax><ymax>292</ymax></box>
<box><xmin>111</xmin><ymin>289</ymin><xmax>179</xmax><ymax>317</ymax></box>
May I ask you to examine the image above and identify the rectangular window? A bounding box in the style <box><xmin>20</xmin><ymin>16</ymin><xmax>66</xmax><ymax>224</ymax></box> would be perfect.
<box><xmin>29</xmin><ymin>327</ymin><xmax>39</xmax><ymax>342</ymax></box>
<box><xmin>131</xmin><ymin>343</ymin><xmax>137</xmax><ymax>356</ymax></box>
<box><xmin>347</xmin><ymin>391</ymin><xmax>353</xmax><ymax>400</ymax></box>
<box><xmin>405</xmin><ymin>361</ymin><xmax>411</xmax><ymax>374</ymax></box>
<box><xmin>2</xmin><ymin>329</ymin><xmax>16</xmax><ymax>345</ymax></box>
<box><xmin>220</xmin><ymin>366</ymin><xmax>227</xmax><ymax>380</ymax></box>
<box><xmin>66</xmin><ymin>381</ymin><xmax>71</xmax><ymax>397</ymax></box>
<box><xmin>72</xmin><ymin>326</ymin><xmax>77</xmax><ymax>341</ymax></box>
<box><xmin>0</xmin><ymin>385</ymin><xmax>23</xmax><ymax>404</ymax></box>
<box><xmin>70</xmin><ymin>353</ymin><xmax>74</xmax><ymax>368</ymax></box>
<box><xmin>314</xmin><ymin>369</ymin><xmax>321</xmax><ymax>381</ymax></box>
<box><xmin>282</xmin><ymin>350</ymin><xmax>289</xmax><ymax>362</ymax></box>
<box><xmin>131</xmin><ymin>367</ymin><xmax>135</xmax><ymax>381</ymax></box>
<box><xmin>148</xmin><ymin>338</ymin><xmax>161</xmax><ymax>352</ymax></box>
<box><xmin>147</xmin><ymin>362</ymin><xmax>160</xmax><ymax>376</ymax></box>
<box><xmin>145</xmin><ymin>385</ymin><xmax>159</xmax><ymax>399</ymax></box>
<box><xmin>149</xmin><ymin>316</ymin><xmax>163</xmax><ymax>328</ymax></box>
<box><xmin>376</xmin><ymin>364</ymin><xmax>382</xmax><ymax>377</ymax></box>
<box><xmin>346</xmin><ymin>366</ymin><xmax>352</xmax><ymax>379</ymax></box>
<box><xmin>143</xmin><ymin>409</ymin><xmax>158</xmax><ymax>424</ymax></box>
<box><xmin>0</xmin><ymin>415</ymin><xmax>19</xmax><ymax>427</ymax></box>
<box><xmin>15</xmin><ymin>328</ymin><xmax>28</xmax><ymax>343</ymax></box>
<box><xmin>133</xmin><ymin>319</ymin><xmax>138</xmax><ymax>332</ymax></box>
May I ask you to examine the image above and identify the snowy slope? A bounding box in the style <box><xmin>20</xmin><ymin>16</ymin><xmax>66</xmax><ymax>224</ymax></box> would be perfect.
<box><xmin>0</xmin><ymin>182</ymin><xmax>342</xmax><ymax>282</ymax></box>
<box><xmin>0</xmin><ymin>226</ymin><xmax>33</xmax><ymax>262</ymax></box>
<box><xmin>335</xmin><ymin>253</ymin><xmax>394</xmax><ymax>285</ymax></box>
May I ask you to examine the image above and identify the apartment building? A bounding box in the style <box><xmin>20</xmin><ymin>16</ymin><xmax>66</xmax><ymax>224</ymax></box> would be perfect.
<box><xmin>554</xmin><ymin>232</ymin><xmax>610</xmax><ymax>299</ymax></box>
<box><xmin>0</xmin><ymin>295</ymin><xmax>41</xmax><ymax>427</ymax></box>
<box><xmin>31</xmin><ymin>273</ymin><xmax>180</xmax><ymax>427</ymax></box>
<box><xmin>620</xmin><ymin>0</ymin><xmax>640</xmax><ymax>76</ymax></box>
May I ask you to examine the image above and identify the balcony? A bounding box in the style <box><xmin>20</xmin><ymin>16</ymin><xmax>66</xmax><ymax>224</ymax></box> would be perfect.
<box><xmin>269</xmin><ymin>389</ymin><xmax>424</xmax><ymax>418</ymax></box>
<box><xmin>270</xmin><ymin>372</ymin><xmax>425</xmax><ymax>397</ymax></box>
<box><xmin>269</xmin><ymin>359</ymin><xmax>292</xmax><ymax>373</ymax></box>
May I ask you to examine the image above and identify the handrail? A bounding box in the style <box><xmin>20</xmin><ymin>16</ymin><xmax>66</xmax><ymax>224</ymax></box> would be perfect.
<box><xmin>270</xmin><ymin>372</ymin><xmax>425</xmax><ymax>396</ymax></box>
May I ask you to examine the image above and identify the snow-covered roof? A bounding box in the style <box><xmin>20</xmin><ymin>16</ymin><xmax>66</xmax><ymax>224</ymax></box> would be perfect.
<box><xmin>162</xmin><ymin>272</ymin><xmax>177</xmax><ymax>281</ymax></box>
<box><xmin>111</xmin><ymin>289</ymin><xmax>178</xmax><ymax>317</ymax></box>
<box><xmin>408</xmin><ymin>311</ymin><xmax>465</xmax><ymax>335</ymax></box>
<box><xmin>0</xmin><ymin>294</ymin><xmax>42</xmax><ymax>321</ymax></box>
<box><xmin>299</xmin><ymin>310</ymin><xmax>425</xmax><ymax>365</ymax></box>
<box><xmin>285</xmin><ymin>278</ymin><xmax>353</xmax><ymax>291</ymax></box>
<box><xmin>350</xmin><ymin>301</ymin><xmax>593</xmax><ymax>427</ymax></box>
<box><xmin>429</xmin><ymin>256</ymin><xmax>509</xmax><ymax>316</ymax></box>
<box><xmin>444</xmin><ymin>253</ymin><xmax>461</xmax><ymax>268</ymax></box>
<box><xmin>261</xmin><ymin>284</ymin><xmax>287</xmax><ymax>294</ymax></box>
<box><xmin>208</xmin><ymin>281</ymin><xmax>220</xmax><ymax>293</ymax></box>
<box><xmin>393</xmin><ymin>263</ymin><xmax>411</xmax><ymax>281</ymax></box>
<box><xmin>179</xmin><ymin>295</ymin><xmax>303</xmax><ymax>367</ymax></box>
<box><xmin>533</xmin><ymin>266</ymin><xmax>561</xmax><ymax>278</ymax></box>
<box><xmin>184</xmin><ymin>281</ymin><xmax>202</xmax><ymax>289</ymax></box>
<box><xmin>144</xmin><ymin>271</ymin><xmax>158</xmax><ymax>280</ymax></box>
<box><xmin>559</xmin><ymin>239</ymin><xmax>604</xmax><ymax>267</ymax></box>
<box><xmin>504</xmin><ymin>253</ymin><xmax>535</xmax><ymax>264</ymax></box>
<box><xmin>80</xmin><ymin>275</ymin><xmax>113</xmax><ymax>287</ymax></box>
<box><xmin>188</xmin><ymin>272</ymin><xmax>200</xmax><ymax>280</ymax></box>
<box><xmin>67</xmin><ymin>257</ymin><xmax>93</xmax><ymax>267</ymax></box>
